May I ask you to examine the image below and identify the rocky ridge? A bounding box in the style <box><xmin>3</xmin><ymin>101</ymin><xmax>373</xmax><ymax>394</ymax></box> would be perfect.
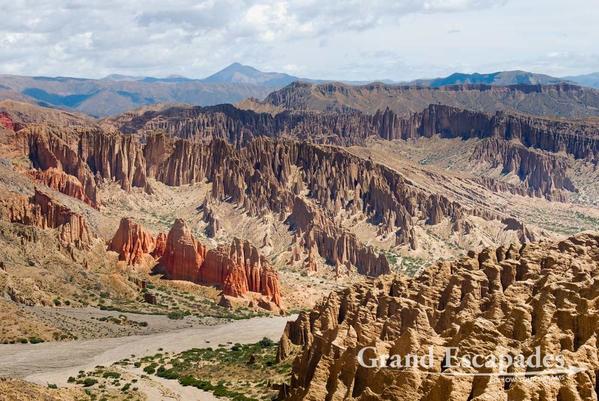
<box><xmin>260</xmin><ymin>81</ymin><xmax>599</xmax><ymax>118</ymax></box>
<box><xmin>0</xmin><ymin>188</ymin><xmax>93</xmax><ymax>249</ymax></box>
<box><xmin>277</xmin><ymin>232</ymin><xmax>599</xmax><ymax>401</ymax></box>
<box><xmin>109</xmin><ymin>103</ymin><xmax>598</xmax><ymax>199</ymax></box>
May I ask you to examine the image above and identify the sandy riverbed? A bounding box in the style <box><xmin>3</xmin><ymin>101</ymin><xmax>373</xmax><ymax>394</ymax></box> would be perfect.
<box><xmin>0</xmin><ymin>315</ymin><xmax>294</xmax><ymax>400</ymax></box>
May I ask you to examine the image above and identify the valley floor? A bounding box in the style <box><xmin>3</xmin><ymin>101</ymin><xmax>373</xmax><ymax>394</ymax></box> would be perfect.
<box><xmin>0</xmin><ymin>314</ymin><xmax>293</xmax><ymax>400</ymax></box>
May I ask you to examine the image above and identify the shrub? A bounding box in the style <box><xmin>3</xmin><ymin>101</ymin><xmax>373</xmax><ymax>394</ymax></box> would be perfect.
<box><xmin>82</xmin><ymin>378</ymin><xmax>97</xmax><ymax>387</ymax></box>
<box><xmin>259</xmin><ymin>337</ymin><xmax>274</xmax><ymax>348</ymax></box>
<box><xmin>102</xmin><ymin>371</ymin><xmax>121</xmax><ymax>379</ymax></box>
<box><xmin>167</xmin><ymin>311</ymin><xmax>186</xmax><ymax>320</ymax></box>
<box><xmin>143</xmin><ymin>363</ymin><xmax>157</xmax><ymax>374</ymax></box>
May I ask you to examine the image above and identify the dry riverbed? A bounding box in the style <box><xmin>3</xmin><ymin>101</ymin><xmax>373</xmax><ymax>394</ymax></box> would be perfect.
<box><xmin>0</xmin><ymin>314</ymin><xmax>294</xmax><ymax>401</ymax></box>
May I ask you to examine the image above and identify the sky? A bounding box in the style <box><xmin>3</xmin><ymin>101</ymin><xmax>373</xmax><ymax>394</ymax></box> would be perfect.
<box><xmin>0</xmin><ymin>0</ymin><xmax>597</xmax><ymax>81</ymax></box>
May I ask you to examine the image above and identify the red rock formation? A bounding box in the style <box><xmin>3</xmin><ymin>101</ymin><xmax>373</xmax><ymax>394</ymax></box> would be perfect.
<box><xmin>152</xmin><ymin>232</ymin><xmax>167</xmax><ymax>259</ymax></box>
<box><xmin>160</xmin><ymin>219</ymin><xmax>207</xmax><ymax>282</ymax></box>
<box><xmin>109</xmin><ymin>218</ymin><xmax>157</xmax><ymax>265</ymax></box>
<box><xmin>202</xmin><ymin>239</ymin><xmax>282</xmax><ymax>307</ymax></box>
<box><xmin>31</xmin><ymin>190</ymin><xmax>93</xmax><ymax>248</ymax></box>
<box><xmin>30</xmin><ymin>168</ymin><xmax>96</xmax><ymax>207</ymax></box>
<box><xmin>0</xmin><ymin>112</ymin><xmax>15</xmax><ymax>131</ymax></box>
<box><xmin>158</xmin><ymin>220</ymin><xmax>282</xmax><ymax>307</ymax></box>
<box><xmin>0</xmin><ymin>189</ymin><xmax>93</xmax><ymax>248</ymax></box>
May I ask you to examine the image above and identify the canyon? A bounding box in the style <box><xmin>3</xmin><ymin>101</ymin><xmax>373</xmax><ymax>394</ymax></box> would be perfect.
<box><xmin>0</xmin><ymin>78</ymin><xmax>598</xmax><ymax>401</ymax></box>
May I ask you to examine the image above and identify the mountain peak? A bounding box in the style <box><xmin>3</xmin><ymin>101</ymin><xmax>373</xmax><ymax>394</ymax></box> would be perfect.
<box><xmin>202</xmin><ymin>63</ymin><xmax>297</xmax><ymax>86</ymax></box>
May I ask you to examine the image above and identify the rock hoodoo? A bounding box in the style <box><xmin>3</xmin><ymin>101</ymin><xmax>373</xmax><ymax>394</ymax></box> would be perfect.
<box><xmin>158</xmin><ymin>219</ymin><xmax>282</xmax><ymax>307</ymax></box>
<box><xmin>160</xmin><ymin>218</ymin><xmax>207</xmax><ymax>283</ymax></box>
<box><xmin>278</xmin><ymin>233</ymin><xmax>599</xmax><ymax>400</ymax></box>
<box><xmin>108</xmin><ymin>218</ymin><xmax>158</xmax><ymax>265</ymax></box>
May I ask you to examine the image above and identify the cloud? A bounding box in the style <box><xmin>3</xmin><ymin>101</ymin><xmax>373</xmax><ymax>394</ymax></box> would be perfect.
<box><xmin>0</xmin><ymin>0</ymin><xmax>595</xmax><ymax>80</ymax></box>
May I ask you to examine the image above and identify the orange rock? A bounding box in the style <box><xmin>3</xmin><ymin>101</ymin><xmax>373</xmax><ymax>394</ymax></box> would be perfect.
<box><xmin>0</xmin><ymin>189</ymin><xmax>93</xmax><ymax>248</ymax></box>
<box><xmin>30</xmin><ymin>168</ymin><xmax>96</xmax><ymax>207</ymax></box>
<box><xmin>158</xmin><ymin>220</ymin><xmax>282</xmax><ymax>307</ymax></box>
<box><xmin>152</xmin><ymin>232</ymin><xmax>167</xmax><ymax>259</ymax></box>
<box><xmin>159</xmin><ymin>219</ymin><xmax>207</xmax><ymax>282</ymax></box>
<box><xmin>108</xmin><ymin>218</ymin><xmax>156</xmax><ymax>265</ymax></box>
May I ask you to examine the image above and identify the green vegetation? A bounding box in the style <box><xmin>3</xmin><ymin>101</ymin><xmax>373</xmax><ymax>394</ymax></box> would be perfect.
<box><xmin>400</xmin><ymin>256</ymin><xmax>428</xmax><ymax>276</ymax></box>
<box><xmin>82</xmin><ymin>378</ymin><xmax>98</xmax><ymax>387</ymax></box>
<box><xmin>133</xmin><ymin>340</ymin><xmax>293</xmax><ymax>401</ymax></box>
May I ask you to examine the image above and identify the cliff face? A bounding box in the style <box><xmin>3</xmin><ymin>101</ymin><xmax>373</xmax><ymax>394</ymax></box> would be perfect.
<box><xmin>29</xmin><ymin>168</ymin><xmax>96</xmax><ymax>207</ymax></box>
<box><xmin>0</xmin><ymin>189</ymin><xmax>93</xmax><ymax>249</ymax></box>
<box><xmin>278</xmin><ymin>233</ymin><xmax>599</xmax><ymax>401</ymax></box>
<box><xmin>158</xmin><ymin>219</ymin><xmax>282</xmax><ymax>306</ymax></box>
<box><xmin>407</xmin><ymin>104</ymin><xmax>599</xmax><ymax>163</ymax></box>
<box><xmin>160</xmin><ymin>218</ymin><xmax>207</xmax><ymax>283</ymax></box>
<box><xmin>471</xmin><ymin>138</ymin><xmax>575</xmax><ymax>200</ymax></box>
<box><xmin>23</xmin><ymin>124</ymin><xmax>149</xmax><ymax>205</ymax></box>
<box><xmin>108</xmin><ymin>217</ymin><xmax>158</xmax><ymax>265</ymax></box>
<box><xmin>112</xmin><ymin>102</ymin><xmax>597</xmax><ymax>199</ymax></box>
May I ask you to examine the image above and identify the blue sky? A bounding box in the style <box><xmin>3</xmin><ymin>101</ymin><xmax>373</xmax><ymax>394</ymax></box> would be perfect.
<box><xmin>0</xmin><ymin>0</ymin><xmax>597</xmax><ymax>80</ymax></box>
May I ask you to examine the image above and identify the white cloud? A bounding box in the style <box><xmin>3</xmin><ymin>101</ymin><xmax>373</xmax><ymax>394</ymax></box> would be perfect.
<box><xmin>0</xmin><ymin>0</ymin><xmax>596</xmax><ymax>80</ymax></box>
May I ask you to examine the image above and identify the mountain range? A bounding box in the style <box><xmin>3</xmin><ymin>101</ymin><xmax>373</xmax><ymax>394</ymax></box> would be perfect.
<box><xmin>1</xmin><ymin>63</ymin><xmax>598</xmax><ymax>117</ymax></box>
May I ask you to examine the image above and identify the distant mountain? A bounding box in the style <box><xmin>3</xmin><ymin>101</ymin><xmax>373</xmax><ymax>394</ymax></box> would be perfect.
<box><xmin>407</xmin><ymin>70</ymin><xmax>567</xmax><ymax>87</ymax></box>
<box><xmin>202</xmin><ymin>62</ymin><xmax>298</xmax><ymax>86</ymax></box>
<box><xmin>563</xmin><ymin>72</ymin><xmax>599</xmax><ymax>88</ymax></box>
<box><xmin>0</xmin><ymin>64</ymin><xmax>301</xmax><ymax>117</ymax></box>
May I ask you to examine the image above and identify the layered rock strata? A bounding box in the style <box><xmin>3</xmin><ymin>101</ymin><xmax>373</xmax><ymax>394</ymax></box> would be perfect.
<box><xmin>0</xmin><ymin>189</ymin><xmax>93</xmax><ymax>248</ymax></box>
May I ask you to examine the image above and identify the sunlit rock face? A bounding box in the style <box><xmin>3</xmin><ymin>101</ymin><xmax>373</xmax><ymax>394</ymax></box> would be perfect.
<box><xmin>278</xmin><ymin>233</ymin><xmax>599</xmax><ymax>401</ymax></box>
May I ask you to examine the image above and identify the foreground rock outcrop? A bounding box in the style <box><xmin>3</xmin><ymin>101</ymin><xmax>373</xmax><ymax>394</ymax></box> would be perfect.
<box><xmin>159</xmin><ymin>219</ymin><xmax>282</xmax><ymax>307</ymax></box>
<box><xmin>278</xmin><ymin>233</ymin><xmax>599</xmax><ymax>400</ymax></box>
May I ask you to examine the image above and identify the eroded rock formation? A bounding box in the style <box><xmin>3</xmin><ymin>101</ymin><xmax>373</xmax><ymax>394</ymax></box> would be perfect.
<box><xmin>108</xmin><ymin>218</ymin><xmax>157</xmax><ymax>265</ymax></box>
<box><xmin>278</xmin><ymin>233</ymin><xmax>599</xmax><ymax>401</ymax></box>
<box><xmin>113</xmin><ymin>102</ymin><xmax>599</xmax><ymax>199</ymax></box>
<box><xmin>160</xmin><ymin>218</ymin><xmax>207</xmax><ymax>282</ymax></box>
<box><xmin>158</xmin><ymin>219</ymin><xmax>282</xmax><ymax>307</ymax></box>
<box><xmin>0</xmin><ymin>189</ymin><xmax>93</xmax><ymax>248</ymax></box>
<box><xmin>29</xmin><ymin>168</ymin><xmax>96</xmax><ymax>207</ymax></box>
<box><xmin>203</xmin><ymin>238</ymin><xmax>282</xmax><ymax>306</ymax></box>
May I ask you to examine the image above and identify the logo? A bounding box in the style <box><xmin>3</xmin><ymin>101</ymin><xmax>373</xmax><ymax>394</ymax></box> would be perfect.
<box><xmin>356</xmin><ymin>346</ymin><xmax>588</xmax><ymax>379</ymax></box>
